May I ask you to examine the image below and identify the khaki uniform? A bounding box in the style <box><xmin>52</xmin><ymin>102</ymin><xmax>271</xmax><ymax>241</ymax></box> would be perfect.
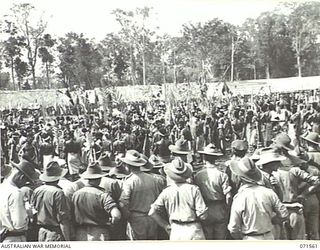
<box><xmin>151</xmin><ymin>183</ymin><xmax>208</xmax><ymax>240</ymax></box>
<box><xmin>72</xmin><ymin>185</ymin><xmax>117</xmax><ymax>241</ymax></box>
<box><xmin>193</xmin><ymin>165</ymin><xmax>231</xmax><ymax>240</ymax></box>
<box><xmin>120</xmin><ymin>172</ymin><xmax>160</xmax><ymax>240</ymax></box>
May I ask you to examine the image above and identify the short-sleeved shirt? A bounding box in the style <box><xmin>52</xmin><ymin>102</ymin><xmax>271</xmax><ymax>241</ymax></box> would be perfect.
<box><xmin>72</xmin><ymin>185</ymin><xmax>117</xmax><ymax>226</ymax></box>
<box><xmin>0</xmin><ymin>181</ymin><xmax>28</xmax><ymax>232</ymax></box>
<box><xmin>33</xmin><ymin>184</ymin><xmax>70</xmax><ymax>227</ymax></box>
<box><xmin>228</xmin><ymin>184</ymin><xmax>288</xmax><ymax>235</ymax></box>
<box><xmin>193</xmin><ymin>166</ymin><xmax>231</xmax><ymax>202</ymax></box>
<box><xmin>120</xmin><ymin>171</ymin><xmax>160</xmax><ymax>214</ymax></box>
<box><xmin>151</xmin><ymin>183</ymin><xmax>208</xmax><ymax>223</ymax></box>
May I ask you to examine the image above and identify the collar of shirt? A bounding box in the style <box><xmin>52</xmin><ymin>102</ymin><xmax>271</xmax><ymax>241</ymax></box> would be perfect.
<box><xmin>45</xmin><ymin>183</ymin><xmax>63</xmax><ymax>189</ymax></box>
<box><xmin>84</xmin><ymin>183</ymin><xmax>105</xmax><ymax>191</ymax></box>
<box><xmin>237</xmin><ymin>183</ymin><xmax>257</xmax><ymax>194</ymax></box>
<box><xmin>205</xmin><ymin>163</ymin><xmax>217</xmax><ymax>168</ymax></box>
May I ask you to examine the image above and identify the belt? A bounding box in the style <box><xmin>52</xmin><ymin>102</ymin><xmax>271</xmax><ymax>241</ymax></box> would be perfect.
<box><xmin>244</xmin><ymin>231</ymin><xmax>271</xmax><ymax>237</ymax></box>
<box><xmin>171</xmin><ymin>220</ymin><xmax>197</xmax><ymax>225</ymax></box>
<box><xmin>6</xmin><ymin>231</ymin><xmax>26</xmax><ymax>237</ymax></box>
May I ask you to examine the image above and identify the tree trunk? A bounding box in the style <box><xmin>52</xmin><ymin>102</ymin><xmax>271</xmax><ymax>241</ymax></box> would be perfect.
<box><xmin>253</xmin><ymin>64</ymin><xmax>257</xmax><ymax>80</ymax></box>
<box><xmin>297</xmin><ymin>54</ymin><xmax>302</xmax><ymax>77</ymax></box>
<box><xmin>230</xmin><ymin>36</ymin><xmax>235</xmax><ymax>82</ymax></box>
<box><xmin>31</xmin><ymin>64</ymin><xmax>36</xmax><ymax>88</ymax></box>
<box><xmin>201</xmin><ymin>60</ymin><xmax>205</xmax><ymax>84</ymax></box>
<box><xmin>46</xmin><ymin>62</ymin><xmax>50</xmax><ymax>89</ymax></box>
<box><xmin>173</xmin><ymin>50</ymin><xmax>177</xmax><ymax>84</ymax></box>
<box><xmin>11</xmin><ymin>58</ymin><xmax>15</xmax><ymax>91</ymax></box>
<box><xmin>130</xmin><ymin>45</ymin><xmax>136</xmax><ymax>85</ymax></box>
<box><xmin>162</xmin><ymin>59</ymin><xmax>166</xmax><ymax>84</ymax></box>
<box><xmin>265</xmin><ymin>63</ymin><xmax>270</xmax><ymax>79</ymax></box>
<box><xmin>142</xmin><ymin>50</ymin><xmax>146</xmax><ymax>85</ymax></box>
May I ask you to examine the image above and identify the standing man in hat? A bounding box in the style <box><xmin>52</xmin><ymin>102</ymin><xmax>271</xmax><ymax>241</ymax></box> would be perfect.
<box><xmin>99</xmin><ymin>152</ymin><xmax>122</xmax><ymax>202</ymax></box>
<box><xmin>302</xmin><ymin>132</ymin><xmax>320</xmax><ymax>169</ymax></box>
<box><xmin>33</xmin><ymin>161</ymin><xmax>71</xmax><ymax>241</ymax></box>
<box><xmin>255</xmin><ymin>148</ymin><xmax>287</xmax><ymax>239</ymax></box>
<box><xmin>169</xmin><ymin>138</ymin><xmax>192</xmax><ymax>164</ymax></box>
<box><xmin>228</xmin><ymin>157</ymin><xmax>289</xmax><ymax>240</ymax></box>
<box><xmin>0</xmin><ymin>159</ymin><xmax>39</xmax><ymax>242</ymax></box>
<box><xmin>119</xmin><ymin>150</ymin><xmax>160</xmax><ymax>240</ymax></box>
<box><xmin>72</xmin><ymin>162</ymin><xmax>121</xmax><ymax>241</ymax></box>
<box><xmin>225</xmin><ymin>140</ymin><xmax>248</xmax><ymax>197</ymax></box>
<box><xmin>300</xmin><ymin>132</ymin><xmax>320</xmax><ymax>239</ymax></box>
<box><xmin>193</xmin><ymin>144</ymin><xmax>231</xmax><ymax>240</ymax></box>
<box><xmin>149</xmin><ymin>158</ymin><xmax>208</xmax><ymax>240</ymax></box>
<box><xmin>255</xmin><ymin>147</ymin><xmax>285</xmax><ymax>200</ymax></box>
<box><xmin>140</xmin><ymin>154</ymin><xmax>166</xmax><ymax>193</ymax></box>
<box><xmin>98</xmin><ymin>153</ymin><xmax>124</xmax><ymax>240</ymax></box>
<box><xmin>273</xmin><ymin>133</ymin><xmax>320</xmax><ymax>239</ymax></box>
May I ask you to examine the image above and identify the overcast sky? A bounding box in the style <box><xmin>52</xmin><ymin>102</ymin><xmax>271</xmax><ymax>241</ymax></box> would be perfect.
<box><xmin>0</xmin><ymin>0</ymin><xmax>301</xmax><ymax>41</ymax></box>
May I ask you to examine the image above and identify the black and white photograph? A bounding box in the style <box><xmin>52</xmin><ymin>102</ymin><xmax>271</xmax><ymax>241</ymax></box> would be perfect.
<box><xmin>0</xmin><ymin>0</ymin><xmax>320</xmax><ymax>247</ymax></box>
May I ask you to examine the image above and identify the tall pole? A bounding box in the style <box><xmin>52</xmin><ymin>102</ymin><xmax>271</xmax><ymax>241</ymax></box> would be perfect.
<box><xmin>231</xmin><ymin>35</ymin><xmax>235</xmax><ymax>82</ymax></box>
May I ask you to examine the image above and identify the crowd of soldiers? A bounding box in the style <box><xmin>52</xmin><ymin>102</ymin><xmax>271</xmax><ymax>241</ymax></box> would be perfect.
<box><xmin>1</xmin><ymin>90</ymin><xmax>320</xmax><ymax>242</ymax></box>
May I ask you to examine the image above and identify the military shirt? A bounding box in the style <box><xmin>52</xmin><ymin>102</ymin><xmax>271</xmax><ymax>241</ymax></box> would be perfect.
<box><xmin>151</xmin><ymin>183</ymin><xmax>208</xmax><ymax>223</ymax></box>
<box><xmin>33</xmin><ymin>184</ymin><xmax>70</xmax><ymax>227</ymax></box>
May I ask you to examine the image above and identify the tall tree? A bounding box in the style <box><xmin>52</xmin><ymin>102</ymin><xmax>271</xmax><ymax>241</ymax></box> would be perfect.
<box><xmin>112</xmin><ymin>7</ymin><xmax>157</xmax><ymax>85</ymax></box>
<box><xmin>38</xmin><ymin>34</ymin><xmax>55</xmax><ymax>88</ymax></box>
<box><xmin>286</xmin><ymin>2</ymin><xmax>320</xmax><ymax>77</ymax></box>
<box><xmin>99</xmin><ymin>33</ymin><xmax>130</xmax><ymax>86</ymax></box>
<box><xmin>1</xmin><ymin>20</ymin><xmax>26</xmax><ymax>90</ymax></box>
<box><xmin>181</xmin><ymin>19</ymin><xmax>235</xmax><ymax>82</ymax></box>
<box><xmin>57</xmin><ymin>33</ymin><xmax>102</xmax><ymax>89</ymax></box>
<box><xmin>9</xmin><ymin>3</ymin><xmax>47</xmax><ymax>87</ymax></box>
<box><xmin>255</xmin><ymin>11</ymin><xmax>295</xmax><ymax>78</ymax></box>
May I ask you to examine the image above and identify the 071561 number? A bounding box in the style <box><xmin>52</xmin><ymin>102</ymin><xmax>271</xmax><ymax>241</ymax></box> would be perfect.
<box><xmin>300</xmin><ymin>244</ymin><xmax>318</xmax><ymax>249</ymax></box>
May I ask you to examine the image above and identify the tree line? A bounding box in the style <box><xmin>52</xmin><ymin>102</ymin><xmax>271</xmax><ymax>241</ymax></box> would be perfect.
<box><xmin>0</xmin><ymin>2</ymin><xmax>320</xmax><ymax>91</ymax></box>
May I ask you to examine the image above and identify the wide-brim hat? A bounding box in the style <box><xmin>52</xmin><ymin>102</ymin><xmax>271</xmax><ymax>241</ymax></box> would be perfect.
<box><xmin>81</xmin><ymin>161</ymin><xmax>108</xmax><ymax>179</ymax></box>
<box><xmin>11</xmin><ymin>159</ymin><xmax>39</xmax><ymax>183</ymax></box>
<box><xmin>120</xmin><ymin>150</ymin><xmax>148</xmax><ymax>167</ymax></box>
<box><xmin>301</xmin><ymin>132</ymin><xmax>320</xmax><ymax>145</ymax></box>
<box><xmin>40</xmin><ymin>161</ymin><xmax>68</xmax><ymax>182</ymax></box>
<box><xmin>108</xmin><ymin>165</ymin><xmax>131</xmax><ymax>179</ymax></box>
<box><xmin>229</xmin><ymin>157</ymin><xmax>262</xmax><ymax>183</ymax></box>
<box><xmin>255</xmin><ymin>148</ymin><xmax>286</xmax><ymax>166</ymax></box>
<box><xmin>198</xmin><ymin>143</ymin><xmax>223</xmax><ymax>156</ymax></box>
<box><xmin>99</xmin><ymin>152</ymin><xmax>117</xmax><ymax>172</ymax></box>
<box><xmin>140</xmin><ymin>154</ymin><xmax>153</xmax><ymax>172</ymax></box>
<box><xmin>149</xmin><ymin>155</ymin><xmax>164</xmax><ymax>169</ymax></box>
<box><xmin>164</xmin><ymin>158</ymin><xmax>192</xmax><ymax>182</ymax></box>
<box><xmin>169</xmin><ymin>139</ymin><xmax>191</xmax><ymax>155</ymax></box>
<box><xmin>273</xmin><ymin>133</ymin><xmax>294</xmax><ymax>151</ymax></box>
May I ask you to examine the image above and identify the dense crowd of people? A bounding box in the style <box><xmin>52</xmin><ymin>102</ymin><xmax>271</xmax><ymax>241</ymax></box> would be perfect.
<box><xmin>1</xmin><ymin>90</ymin><xmax>320</xmax><ymax>242</ymax></box>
